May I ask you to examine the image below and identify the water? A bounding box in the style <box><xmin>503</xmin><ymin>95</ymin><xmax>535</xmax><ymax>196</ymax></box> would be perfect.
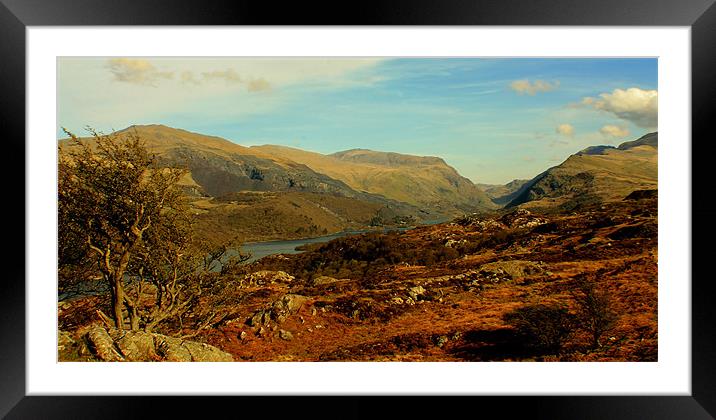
<box><xmin>240</xmin><ymin>219</ymin><xmax>448</xmax><ymax>263</ymax></box>
<box><xmin>240</xmin><ymin>229</ymin><xmax>399</xmax><ymax>263</ymax></box>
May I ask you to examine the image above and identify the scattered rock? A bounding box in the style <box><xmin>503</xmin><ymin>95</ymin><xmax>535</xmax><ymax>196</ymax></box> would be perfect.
<box><xmin>279</xmin><ymin>329</ymin><xmax>294</xmax><ymax>341</ymax></box>
<box><xmin>408</xmin><ymin>285</ymin><xmax>426</xmax><ymax>301</ymax></box>
<box><xmin>390</xmin><ymin>297</ymin><xmax>404</xmax><ymax>305</ymax></box>
<box><xmin>57</xmin><ymin>330</ymin><xmax>75</xmax><ymax>351</ymax></box>
<box><xmin>242</xmin><ymin>270</ymin><xmax>295</xmax><ymax>287</ymax></box>
<box><xmin>239</xmin><ymin>331</ymin><xmax>248</xmax><ymax>341</ymax></box>
<box><xmin>312</xmin><ymin>276</ymin><xmax>341</xmax><ymax>286</ymax></box>
<box><xmin>247</xmin><ymin>294</ymin><xmax>308</xmax><ymax>327</ymax></box>
<box><xmin>479</xmin><ymin>260</ymin><xmax>544</xmax><ymax>281</ymax></box>
<box><xmin>435</xmin><ymin>335</ymin><xmax>449</xmax><ymax>348</ymax></box>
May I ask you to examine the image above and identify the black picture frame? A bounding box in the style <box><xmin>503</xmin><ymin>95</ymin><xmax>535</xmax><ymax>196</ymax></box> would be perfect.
<box><xmin>3</xmin><ymin>0</ymin><xmax>714</xmax><ymax>418</ymax></box>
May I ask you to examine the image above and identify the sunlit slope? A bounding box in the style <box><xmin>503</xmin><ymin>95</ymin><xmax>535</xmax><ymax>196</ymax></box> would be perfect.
<box><xmin>508</xmin><ymin>132</ymin><xmax>658</xmax><ymax>209</ymax></box>
<box><xmin>253</xmin><ymin>145</ymin><xmax>495</xmax><ymax>212</ymax></box>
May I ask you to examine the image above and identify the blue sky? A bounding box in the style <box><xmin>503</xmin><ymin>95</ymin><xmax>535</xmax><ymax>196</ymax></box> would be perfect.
<box><xmin>58</xmin><ymin>57</ymin><xmax>657</xmax><ymax>184</ymax></box>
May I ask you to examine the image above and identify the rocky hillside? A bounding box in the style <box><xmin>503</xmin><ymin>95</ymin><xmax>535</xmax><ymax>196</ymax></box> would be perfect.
<box><xmin>254</xmin><ymin>146</ymin><xmax>495</xmax><ymax>213</ymax></box>
<box><xmin>111</xmin><ymin>125</ymin><xmax>378</xmax><ymax>200</ymax></box>
<box><xmin>59</xmin><ymin>125</ymin><xmax>495</xmax><ymax>239</ymax></box>
<box><xmin>59</xmin><ymin>195</ymin><xmax>658</xmax><ymax>362</ymax></box>
<box><xmin>507</xmin><ymin>132</ymin><xmax>657</xmax><ymax>209</ymax></box>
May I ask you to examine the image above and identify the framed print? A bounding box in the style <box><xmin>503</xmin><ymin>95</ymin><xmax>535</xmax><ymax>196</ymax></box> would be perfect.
<box><xmin>3</xmin><ymin>0</ymin><xmax>715</xmax><ymax>418</ymax></box>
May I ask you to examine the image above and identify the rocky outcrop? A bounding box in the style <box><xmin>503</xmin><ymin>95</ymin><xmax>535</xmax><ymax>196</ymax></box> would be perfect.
<box><xmin>247</xmin><ymin>294</ymin><xmax>308</xmax><ymax>327</ymax></box>
<box><xmin>312</xmin><ymin>276</ymin><xmax>341</xmax><ymax>286</ymax></box>
<box><xmin>80</xmin><ymin>326</ymin><xmax>233</xmax><ymax>362</ymax></box>
<box><xmin>242</xmin><ymin>270</ymin><xmax>295</xmax><ymax>287</ymax></box>
<box><xmin>479</xmin><ymin>260</ymin><xmax>545</xmax><ymax>281</ymax></box>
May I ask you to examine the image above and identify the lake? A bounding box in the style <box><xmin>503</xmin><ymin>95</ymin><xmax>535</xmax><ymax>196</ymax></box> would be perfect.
<box><xmin>240</xmin><ymin>227</ymin><xmax>407</xmax><ymax>263</ymax></box>
<box><xmin>239</xmin><ymin>218</ymin><xmax>450</xmax><ymax>263</ymax></box>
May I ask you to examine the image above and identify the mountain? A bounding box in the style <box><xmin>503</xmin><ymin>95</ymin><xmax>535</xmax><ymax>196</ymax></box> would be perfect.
<box><xmin>477</xmin><ymin>179</ymin><xmax>531</xmax><ymax>206</ymax></box>
<box><xmin>60</xmin><ymin>125</ymin><xmax>492</xmax><ymax>242</ymax></box>
<box><xmin>507</xmin><ymin>132</ymin><xmax>658</xmax><ymax>209</ymax></box>
<box><xmin>252</xmin><ymin>146</ymin><xmax>495</xmax><ymax>213</ymax></box>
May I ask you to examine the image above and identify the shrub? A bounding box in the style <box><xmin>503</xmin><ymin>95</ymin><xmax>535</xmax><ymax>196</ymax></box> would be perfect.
<box><xmin>503</xmin><ymin>303</ymin><xmax>576</xmax><ymax>353</ymax></box>
<box><xmin>572</xmin><ymin>276</ymin><xmax>618</xmax><ymax>349</ymax></box>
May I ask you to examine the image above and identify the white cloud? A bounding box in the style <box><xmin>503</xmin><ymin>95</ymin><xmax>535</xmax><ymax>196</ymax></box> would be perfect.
<box><xmin>510</xmin><ymin>79</ymin><xmax>559</xmax><ymax>95</ymax></box>
<box><xmin>59</xmin><ymin>57</ymin><xmax>386</xmax><ymax>134</ymax></box>
<box><xmin>247</xmin><ymin>78</ymin><xmax>271</xmax><ymax>92</ymax></box>
<box><xmin>179</xmin><ymin>71</ymin><xmax>200</xmax><ymax>86</ymax></box>
<box><xmin>106</xmin><ymin>58</ymin><xmax>173</xmax><ymax>86</ymax></box>
<box><xmin>556</xmin><ymin>123</ymin><xmax>574</xmax><ymax>137</ymax></box>
<box><xmin>582</xmin><ymin>87</ymin><xmax>657</xmax><ymax>128</ymax></box>
<box><xmin>599</xmin><ymin>125</ymin><xmax>630</xmax><ymax>138</ymax></box>
<box><xmin>201</xmin><ymin>69</ymin><xmax>242</xmax><ymax>84</ymax></box>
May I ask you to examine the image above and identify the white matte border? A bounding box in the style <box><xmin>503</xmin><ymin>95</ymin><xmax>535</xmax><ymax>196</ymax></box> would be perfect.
<box><xmin>27</xmin><ymin>27</ymin><xmax>690</xmax><ymax>395</ymax></box>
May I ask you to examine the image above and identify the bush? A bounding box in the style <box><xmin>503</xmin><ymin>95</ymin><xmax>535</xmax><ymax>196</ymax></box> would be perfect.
<box><xmin>572</xmin><ymin>276</ymin><xmax>618</xmax><ymax>349</ymax></box>
<box><xmin>503</xmin><ymin>303</ymin><xmax>576</xmax><ymax>353</ymax></box>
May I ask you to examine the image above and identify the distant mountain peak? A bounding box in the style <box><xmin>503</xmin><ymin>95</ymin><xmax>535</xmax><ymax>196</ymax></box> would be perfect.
<box><xmin>330</xmin><ymin>149</ymin><xmax>447</xmax><ymax>167</ymax></box>
<box><xmin>617</xmin><ymin>132</ymin><xmax>658</xmax><ymax>150</ymax></box>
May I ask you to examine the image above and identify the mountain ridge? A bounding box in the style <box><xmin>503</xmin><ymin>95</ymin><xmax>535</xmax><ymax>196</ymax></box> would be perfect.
<box><xmin>507</xmin><ymin>132</ymin><xmax>658</xmax><ymax>209</ymax></box>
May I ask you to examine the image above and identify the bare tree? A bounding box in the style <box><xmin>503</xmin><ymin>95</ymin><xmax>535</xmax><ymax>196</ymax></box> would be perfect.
<box><xmin>59</xmin><ymin>128</ymin><xmax>188</xmax><ymax>330</ymax></box>
<box><xmin>572</xmin><ymin>275</ymin><xmax>618</xmax><ymax>349</ymax></box>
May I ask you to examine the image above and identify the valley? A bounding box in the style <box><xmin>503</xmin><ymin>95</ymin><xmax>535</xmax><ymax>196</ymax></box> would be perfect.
<box><xmin>57</xmin><ymin>125</ymin><xmax>659</xmax><ymax>363</ymax></box>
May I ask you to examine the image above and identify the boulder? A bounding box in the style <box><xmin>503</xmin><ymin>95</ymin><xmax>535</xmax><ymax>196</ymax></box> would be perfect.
<box><xmin>242</xmin><ymin>270</ymin><xmax>294</xmax><ymax>287</ymax></box>
<box><xmin>248</xmin><ymin>294</ymin><xmax>308</xmax><ymax>327</ymax></box>
<box><xmin>86</xmin><ymin>326</ymin><xmax>125</xmax><ymax>362</ymax></box>
<box><xmin>182</xmin><ymin>340</ymin><xmax>235</xmax><ymax>362</ymax></box>
<box><xmin>155</xmin><ymin>336</ymin><xmax>193</xmax><ymax>362</ymax></box>
<box><xmin>84</xmin><ymin>326</ymin><xmax>233</xmax><ymax>362</ymax></box>
<box><xmin>111</xmin><ymin>330</ymin><xmax>159</xmax><ymax>361</ymax></box>
<box><xmin>312</xmin><ymin>276</ymin><xmax>340</xmax><ymax>286</ymax></box>
<box><xmin>408</xmin><ymin>285</ymin><xmax>426</xmax><ymax>301</ymax></box>
<box><xmin>57</xmin><ymin>330</ymin><xmax>75</xmax><ymax>351</ymax></box>
<box><xmin>279</xmin><ymin>329</ymin><xmax>294</xmax><ymax>341</ymax></box>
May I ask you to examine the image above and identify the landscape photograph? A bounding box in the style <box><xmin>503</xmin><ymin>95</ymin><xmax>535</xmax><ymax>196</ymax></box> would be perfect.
<box><xmin>57</xmin><ymin>57</ymin><xmax>658</xmax><ymax>362</ymax></box>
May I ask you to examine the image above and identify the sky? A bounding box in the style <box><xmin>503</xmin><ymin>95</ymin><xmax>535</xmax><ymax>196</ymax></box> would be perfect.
<box><xmin>57</xmin><ymin>57</ymin><xmax>657</xmax><ymax>184</ymax></box>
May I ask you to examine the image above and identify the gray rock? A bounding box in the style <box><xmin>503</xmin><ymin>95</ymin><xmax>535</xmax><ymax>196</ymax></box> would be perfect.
<box><xmin>435</xmin><ymin>335</ymin><xmax>449</xmax><ymax>348</ymax></box>
<box><xmin>85</xmin><ymin>326</ymin><xmax>233</xmax><ymax>362</ymax></box>
<box><xmin>182</xmin><ymin>340</ymin><xmax>234</xmax><ymax>362</ymax></box>
<box><xmin>248</xmin><ymin>294</ymin><xmax>308</xmax><ymax>327</ymax></box>
<box><xmin>112</xmin><ymin>330</ymin><xmax>159</xmax><ymax>361</ymax></box>
<box><xmin>312</xmin><ymin>276</ymin><xmax>340</xmax><ymax>286</ymax></box>
<box><xmin>86</xmin><ymin>326</ymin><xmax>125</xmax><ymax>362</ymax></box>
<box><xmin>154</xmin><ymin>336</ymin><xmax>193</xmax><ymax>362</ymax></box>
<box><xmin>408</xmin><ymin>285</ymin><xmax>426</xmax><ymax>301</ymax></box>
<box><xmin>57</xmin><ymin>330</ymin><xmax>75</xmax><ymax>351</ymax></box>
<box><xmin>242</xmin><ymin>270</ymin><xmax>295</xmax><ymax>287</ymax></box>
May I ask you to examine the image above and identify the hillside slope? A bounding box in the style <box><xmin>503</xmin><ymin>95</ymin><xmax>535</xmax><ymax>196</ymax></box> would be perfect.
<box><xmin>58</xmin><ymin>125</ymin><xmax>424</xmax><ymax>242</ymax></box>
<box><xmin>507</xmin><ymin>132</ymin><xmax>658</xmax><ymax>209</ymax></box>
<box><xmin>477</xmin><ymin>179</ymin><xmax>531</xmax><ymax>206</ymax></box>
<box><xmin>253</xmin><ymin>145</ymin><xmax>495</xmax><ymax>214</ymax></box>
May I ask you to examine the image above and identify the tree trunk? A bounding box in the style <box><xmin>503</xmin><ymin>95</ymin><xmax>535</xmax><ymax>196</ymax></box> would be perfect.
<box><xmin>112</xmin><ymin>273</ymin><xmax>125</xmax><ymax>330</ymax></box>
